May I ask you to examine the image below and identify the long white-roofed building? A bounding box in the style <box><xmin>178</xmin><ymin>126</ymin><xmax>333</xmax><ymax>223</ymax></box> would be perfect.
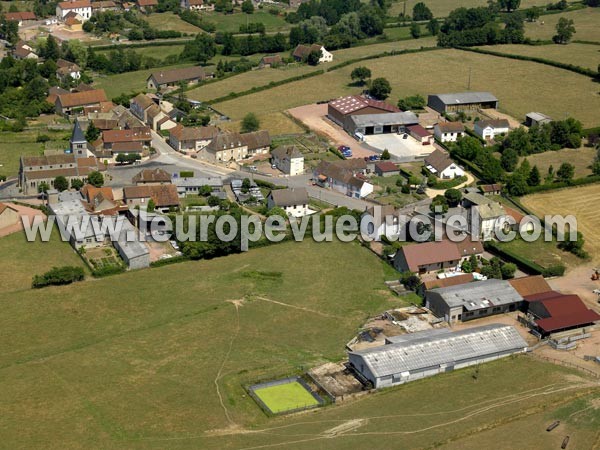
<box><xmin>348</xmin><ymin>324</ymin><xmax>528</xmax><ymax>389</ymax></box>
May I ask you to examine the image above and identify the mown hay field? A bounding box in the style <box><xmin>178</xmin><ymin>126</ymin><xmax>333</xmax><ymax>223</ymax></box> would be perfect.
<box><xmin>213</xmin><ymin>48</ymin><xmax>600</xmax><ymax>128</ymax></box>
<box><xmin>521</xmin><ymin>184</ymin><xmax>600</xmax><ymax>261</ymax></box>
<box><xmin>478</xmin><ymin>42</ymin><xmax>600</xmax><ymax>71</ymax></box>
<box><xmin>520</xmin><ymin>147</ymin><xmax>596</xmax><ymax>180</ymax></box>
<box><xmin>388</xmin><ymin>0</ymin><xmax>554</xmax><ymax>18</ymax></box>
<box><xmin>145</xmin><ymin>12</ymin><xmax>203</xmax><ymax>34</ymax></box>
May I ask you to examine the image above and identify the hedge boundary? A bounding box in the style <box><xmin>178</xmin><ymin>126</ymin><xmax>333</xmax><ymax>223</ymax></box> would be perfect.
<box><xmin>457</xmin><ymin>46</ymin><xmax>598</xmax><ymax>78</ymax></box>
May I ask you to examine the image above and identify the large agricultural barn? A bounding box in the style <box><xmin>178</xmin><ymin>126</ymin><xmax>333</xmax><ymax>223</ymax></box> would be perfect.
<box><xmin>348</xmin><ymin>324</ymin><xmax>528</xmax><ymax>389</ymax></box>
<box><xmin>327</xmin><ymin>95</ymin><xmax>400</xmax><ymax>126</ymax></box>
<box><xmin>346</xmin><ymin>112</ymin><xmax>419</xmax><ymax>136</ymax></box>
<box><xmin>427</xmin><ymin>92</ymin><xmax>499</xmax><ymax>113</ymax></box>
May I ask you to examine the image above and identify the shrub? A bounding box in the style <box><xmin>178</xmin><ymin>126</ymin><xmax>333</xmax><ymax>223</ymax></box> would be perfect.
<box><xmin>32</xmin><ymin>266</ymin><xmax>85</xmax><ymax>288</ymax></box>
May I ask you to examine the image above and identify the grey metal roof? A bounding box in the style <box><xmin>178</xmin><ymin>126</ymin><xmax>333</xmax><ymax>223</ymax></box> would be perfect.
<box><xmin>526</xmin><ymin>112</ymin><xmax>552</xmax><ymax>122</ymax></box>
<box><xmin>114</xmin><ymin>218</ymin><xmax>149</xmax><ymax>260</ymax></box>
<box><xmin>350</xmin><ymin>324</ymin><xmax>527</xmax><ymax>378</ymax></box>
<box><xmin>432</xmin><ymin>92</ymin><xmax>498</xmax><ymax>105</ymax></box>
<box><xmin>386</xmin><ymin>328</ymin><xmax>452</xmax><ymax>344</ymax></box>
<box><xmin>350</xmin><ymin>112</ymin><xmax>419</xmax><ymax>128</ymax></box>
<box><xmin>430</xmin><ymin>279</ymin><xmax>522</xmax><ymax>310</ymax></box>
<box><xmin>174</xmin><ymin>177</ymin><xmax>223</xmax><ymax>188</ymax></box>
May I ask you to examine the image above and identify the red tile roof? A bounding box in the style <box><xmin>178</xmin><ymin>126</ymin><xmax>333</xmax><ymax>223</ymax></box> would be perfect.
<box><xmin>407</xmin><ymin>124</ymin><xmax>431</xmax><ymax>138</ymax></box>
<box><xmin>509</xmin><ymin>275</ymin><xmax>552</xmax><ymax>297</ymax></box>
<box><xmin>525</xmin><ymin>291</ymin><xmax>600</xmax><ymax>333</ymax></box>
<box><xmin>57</xmin><ymin>90</ymin><xmax>108</xmax><ymax>108</ymax></box>
<box><xmin>58</xmin><ymin>0</ymin><xmax>92</xmax><ymax>9</ymax></box>
<box><xmin>422</xmin><ymin>274</ymin><xmax>473</xmax><ymax>291</ymax></box>
<box><xmin>5</xmin><ymin>11</ymin><xmax>37</xmax><ymax>21</ymax></box>
<box><xmin>103</xmin><ymin>128</ymin><xmax>151</xmax><ymax>144</ymax></box>
<box><xmin>328</xmin><ymin>95</ymin><xmax>400</xmax><ymax>116</ymax></box>
<box><xmin>374</xmin><ymin>161</ymin><xmax>399</xmax><ymax>173</ymax></box>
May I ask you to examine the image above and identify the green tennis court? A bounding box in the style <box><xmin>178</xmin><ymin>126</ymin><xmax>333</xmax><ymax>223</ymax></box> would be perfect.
<box><xmin>253</xmin><ymin>380</ymin><xmax>320</xmax><ymax>413</ymax></box>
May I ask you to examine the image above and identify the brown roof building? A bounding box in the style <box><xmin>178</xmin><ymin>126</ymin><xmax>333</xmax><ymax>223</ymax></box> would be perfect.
<box><xmin>328</xmin><ymin>95</ymin><xmax>400</xmax><ymax>126</ymax></box>
<box><xmin>132</xmin><ymin>168</ymin><xmax>171</xmax><ymax>185</ymax></box>
<box><xmin>509</xmin><ymin>275</ymin><xmax>552</xmax><ymax>298</ymax></box>
<box><xmin>241</xmin><ymin>130</ymin><xmax>271</xmax><ymax>156</ymax></box>
<box><xmin>393</xmin><ymin>240</ymin><xmax>462</xmax><ymax>274</ymax></box>
<box><xmin>146</xmin><ymin>66</ymin><xmax>208</xmax><ymax>90</ymax></box>
<box><xmin>102</xmin><ymin>128</ymin><xmax>151</xmax><ymax>148</ymax></box>
<box><xmin>55</xmin><ymin>89</ymin><xmax>108</xmax><ymax>115</ymax></box>
<box><xmin>123</xmin><ymin>184</ymin><xmax>179</xmax><ymax>209</ymax></box>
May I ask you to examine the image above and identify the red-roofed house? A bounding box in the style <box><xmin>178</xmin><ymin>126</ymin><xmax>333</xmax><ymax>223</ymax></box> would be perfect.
<box><xmin>136</xmin><ymin>0</ymin><xmax>158</xmax><ymax>10</ymax></box>
<box><xmin>374</xmin><ymin>161</ymin><xmax>400</xmax><ymax>177</ymax></box>
<box><xmin>56</xmin><ymin>0</ymin><xmax>92</xmax><ymax>21</ymax></box>
<box><xmin>525</xmin><ymin>291</ymin><xmax>600</xmax><ymax>336</ymax></box>
<box><xmin>5</xmin><ymin>11</ymin><xmax>36</xmax><ymax>26</ymax></box>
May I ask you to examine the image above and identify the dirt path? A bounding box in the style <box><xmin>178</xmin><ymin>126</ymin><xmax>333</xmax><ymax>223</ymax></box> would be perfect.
<box><xmin>254</xmin><ymin>296</ymin><xmax>343</xmax><ymax>320</ymax></box>
<box><xmin>425</xmin><ymin>173</ymin><xmax>476</xmax><ymax>199</ymax></box>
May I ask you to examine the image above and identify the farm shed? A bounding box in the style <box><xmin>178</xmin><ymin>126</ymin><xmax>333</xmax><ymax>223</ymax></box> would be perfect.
<box><xmin>327</xmin><ymin>95</ymin><xmax>400</xmax><ymax>126</ymax></box>
<box><xmin>348</xmin><ymin>324</ymin><xmax>528</xmax><ymax>388</ymax></box>
<box><xmin>427</xmin><ymin>92</ymin><xmax>498</xmax><ymax>113</ymax></box>
<box><xmin>425</xmin><ymin>279</ymin><xmax>523</xmax><ymax>324</ymax></box>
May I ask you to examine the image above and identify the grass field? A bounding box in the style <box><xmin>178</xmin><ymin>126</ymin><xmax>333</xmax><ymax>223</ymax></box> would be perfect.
<box><xmin>1</xmin><ymin>234</ymin><xmax>598</xmax><ymax>446</ymax></box>
<box><xmin>146</xmin><ymin>12</ymin><xmax>203</xmax><ymax>34</ymax></box>
<box><xmin>253</xmin><ymin>380</ymin><xmax>319</xmax><ymax>413</ymax></box>
<box><xmin>218</xmin><ymin>111</ymin><xmax>305</xmax><ymax>135</ymax></box>
<box><xmin>205</xmin><ymin>11</ymin><xmax>291</xmax><ymax>33</ymax></box>
<box><xmin>522</xmin><ymin>184</ymin><xmax>600</xmax><ymax>262</ymax></box>
<box><xmin>0</xmin><ymin>128</ymin><xmax>69</xmax><ymax>178</ymax></box>
<box><xmin>94</xmin><ymin>63</ymin><xmax>194</xmax><ymax>98</ymax></box>
<box><xmin>213</xmin><ymin>48</ymin><xmax>600</xmax><ymax>128</ymax></box>
<box><xmin>479</xmin><ymin>42</ymin><xmax>600</xmax><ymax>71</ymax></box>
<box><xmin>387</xmin><ymin>0</ymin><xmax>555</xmax><ymax>18</ymax></box>
<box><xmin>98</xmin><ymin>44</ymin><xmax>186</xmax><ymax>61</ymax></box>
<box><xmin>0</xmin><ymin>227</ymin><xmax>87</xmax><ymax>295</ymax></box>
<box><xmin>524</xmin><ymin>7</ymin><xmax>600</xmax><ymax>42</ymax></box>
<box><xmin>520</xmin><ymin>147</ymin><xmax>596</xmax><ymax>180</ymax></box>
<box><xmin>496</xmin><ymin>236</ymin><xmax>582</xmax><ymax>268</ymax></box>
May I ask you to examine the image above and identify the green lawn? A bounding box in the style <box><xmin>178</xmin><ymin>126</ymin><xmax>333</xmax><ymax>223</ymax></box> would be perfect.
<box><xmin>213</xmin><ymin>48</ymin><xmax>600</xmax><ymax>128</ymax></box>
<box><xmin>495</xmin><ymin>236</ymin><xmax>582</xmax><ymax>269</ymax></box>
<box><xmin>93</xmin><ymin>63</ymin><xmax>194</xmax><ymax>98</ymax></box>
<box><xmin>519</xmin><ymin>147</ymin><xmax>596</xmax><ymax>180</ymax></box>
<box><xmin>253</xmin><ymin>380</ymin><xmax>319</xmax><ymax>413</ymax></box>
<box><xmin>524</xmin><ymin>7</ymin><xmax>600</xmax><ymax>42</ymax></box>
<box><xmin>146</xmin><ymin>12</ymin><xmax>203</xmax><ymax>34</ymax></box>
<box><xmin>204</xmin><ymin>11</ymin><xmax>291</xmax><ymax>33</ymax></box>
<box><xmin>98</xmin><ymin>44</ymin><xmax>186</xmax><ymax>61</ymax></box>
<box><xmin>0</xmin><ymin>226</ymin><xmax>87</xmax><ymax>295</ymax></box>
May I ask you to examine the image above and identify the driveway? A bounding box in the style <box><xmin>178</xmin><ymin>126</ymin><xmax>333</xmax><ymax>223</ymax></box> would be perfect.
<box><xmin>287</xmin><ymin>104</ymin><xmax>376</xmax><ymax>159</ymax></box>
<box><xmin>364</xmin><ymin>134</ymin><xmax>435</xmax><ymax>162</ymax></box>
<box><xmin>425</xmin><ymin>172</ymin><xmax>476</xmax><ymax>199</ymax></box>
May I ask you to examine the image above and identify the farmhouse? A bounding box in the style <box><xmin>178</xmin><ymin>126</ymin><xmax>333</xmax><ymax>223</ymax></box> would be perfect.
<box><xmin>427</xmin><ymin>92</ymin><xmax>498</xmax><ymax>114</ymax></box>
<box><xmin>0</xmin><ymin>203</ymin><xmax>19</xmax><ymax>230</ymax></box>
<box><xmin>168</xmin><ymin>125</ymin><xmax>219</xmax><ymax>153</ymax></box>
<box><xmin>91</xmin><ymin>1</ymin><xmax>119</xmax><ymax>12</ymax></box>
<box><xmin>313</xmin><ymin>160</ymin><xmax>373</xmax><ymax>198</ymax></box>
<box><xmin>407</xmin><ymin>124</ymin><xmax>433</xmax><ymax>145</ymax></box>
<box><xmin>201</xmin><ymin>132</ymin><xmax>248</xmax><ymax>163</ymax></box>
<box><xmin>267</xmin><ymin>188</ymin><xmax>310</xmax><ymax>218</ymax></box>
<box><xmin>462</xmin><ymin>192</ymin><xmax>509</xmax><ymax>240</ymax></box>
<box><xmin>360</xmin><ymin>205</ymin><xmax>405</xmax><ymax>240</ymax></box>
<box><xmin>474</xmin><ymin>119</ymin><xmax>510</xmax><ymax>141</ymax></box>
<box><xmin>241</xmin><ymin>130</ymin><xmax>271</xmax><ymax>157</ymax></box>
<box><xmin>525</xmin><ymin>112</ymin><xmax>552</xmax><ymax>128</ymax></box>
<box><xmin>180</xmin><ymin>0</ymin><xmax>213</xmax><ymax>10</ymax></box>
<box><xmin>56</xmin><ymin>0</ymin><xmax>92</xmax><ymax>21</ymax></box>
<box><xmin>393</xmin><ymin>240</ymin><xmax>461</xmax><ymax>274</ymax></box>
<box><xmin>123</xmin><ymin>184</ymin><xmax>179</xmax><ymax>212</ymax></box>
<box><xmin>425</xmin><ymin>279</ymin><xmax>523</xmax><ymax>324</ymax></box>
<box><xmin>54</xmin><ymin>89</ymin><xmax>108</xmax><ymax>116</ymax></box>
<box><xmin>258</xmin><ymin>55</ymin><xmax>282</xmax><ymax>69</ymax></box>
<box><xmin>56</xmin><ymin>59</ymin><xmax>81</xmax><ymax>82</ymax></box>
<box><xmin>136</xmin><ymin>0</ymin><xmax>158</xmax><ymax>10</ymax></box>
<box><xmin>271</xmin><ymin>145</ymin><xmax>304</xmax><ymax>176</ymax></box>
<box><xmin>146</xmin><ymin>66</ymin><xmax>209</xmax><ymax>90</ymax></box>
<box><xmin>292</xmin><ymin>44</ymin><xmax>332</xmax><ymax>63</ymax></box>
<box><xmin>4</xmin><ymin>11</ymin><xmax>36</xmax><ymax>26</ymax></box>
<box><xmin>524</xmin><ymin>291</ymin><xmax>600</xmax><ymax>337</ymax></box>
<box><xmin>374</xmin><ymin>161</ymin><xmax>400</xmax><ymax>177</ymax></box>
<box><xmin>348</xmin><ymin>324</ymin><xmax>527</xmax><ymax>389</ymax></box>
<box><xmin>327</xmin><ymin>95</ymin><xmax>400</xmax><ymax>127</ymax></box>
<box><xmin>132</xmin><ymin>168</ymin><xmax>171</xmax><ymax>185</ymax></box>
<box><xmin>479</xmin><ymin>184</ymin><xmax>502</xmax><ymax>196</ymax></box>
<box><xmin>424</xmin><ymin>149</ymin><xmax>464</xmax><ymax>179</ymax></box>
<box><xmin>102</xmin><ymin>128</ymin><xmax>151</xmax><ymax>150</ymax></box>
<box><xmin>434</xmin><ymin>122</ymin><xmax>465</xmax><ymax>143</ymax></box>
<box><xmin>346</xmin><ymin>112</ymin><xmax>419</xmax><ymax>136</ymax></box>
<box><xmin>19</xmin><ymin>154</ymin><xmax>103</xmax><ymax>195</ymax></box>
<box><xmin>13</xmin><ymin>41</ymin><xmax>38</xmax><ymax>60</ymax></box>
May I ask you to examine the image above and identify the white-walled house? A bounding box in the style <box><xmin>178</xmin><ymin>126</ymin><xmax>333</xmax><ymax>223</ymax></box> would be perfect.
<box><xmin>434</xmin><ymin>122</ymin><xmax>465</xmax><ymax>143</ymax></box>
<box><xmin>267</xmin><ymin>188</ymin><xmax>311</xmax><ymax>218</ymax></box>
<box><xmin>56</xmin><ymin>0</ymin><xmax>92</xmax><ymax>21</ymax></box>
<box><xmin>360</xmin><ymin>205</ymin><xmax>406</xmax><ymax>241</ymax></box>
<box><xmin>292</xmin><ymin>44</ymin><xmax>333</xmax><ymax>63</ymax></box>
<box><xmin>424</xmin><ymin>149</ymin><xmax>465</xmax><ymax>179</ymax></box>
<box><xmin>271</xmin><ymin>145</ymin><xmax>304</xmax><ymax>176</ymax></box>
<box><xmin>313</xmin><ymin>161</ymin><xmax>373</xmax><ymax>198</ymax></box>
<box><xmin>474</xmin><ymin>119</ymin><xmax>510</xmax><ymax>141</ymax></box>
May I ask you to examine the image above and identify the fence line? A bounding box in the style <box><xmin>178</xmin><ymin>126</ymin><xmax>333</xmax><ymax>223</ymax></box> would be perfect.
<box><xmin>527</xmin><ymin>353</ymin><xmax>600</xmax><ymax>379</ymax></box>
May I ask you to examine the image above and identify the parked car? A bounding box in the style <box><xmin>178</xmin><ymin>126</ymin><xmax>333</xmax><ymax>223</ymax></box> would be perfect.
<box><xmin>248</xmin><ymin>165</ymin><xmax>257</xmax><ymax>171</ymax></box>
<box><xmin>338</xmin><ymin>145</ymin><xmax>350</xmax><ymax>152</ymax></box>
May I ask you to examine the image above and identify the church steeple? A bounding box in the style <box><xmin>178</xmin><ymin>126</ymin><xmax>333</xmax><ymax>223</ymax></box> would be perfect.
<box><xmin>70</xmin><ymin>119</ymin><xmax>88</xmax><ymax>158</ymax></box>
